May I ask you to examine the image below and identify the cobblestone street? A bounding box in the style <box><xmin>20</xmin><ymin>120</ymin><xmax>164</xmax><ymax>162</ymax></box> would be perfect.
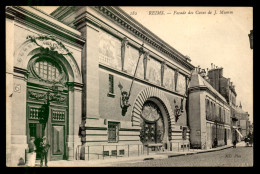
<box><xmin>114</xmin><ymin>146</ymin><xmax>253</xmax><ymax>167</ymax></box>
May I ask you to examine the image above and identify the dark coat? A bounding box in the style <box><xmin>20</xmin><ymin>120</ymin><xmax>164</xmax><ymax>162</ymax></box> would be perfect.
<box><xmin>40</xmin><ymin>140</ymin><xmax>50</xmax><ymax>153</ymax></box>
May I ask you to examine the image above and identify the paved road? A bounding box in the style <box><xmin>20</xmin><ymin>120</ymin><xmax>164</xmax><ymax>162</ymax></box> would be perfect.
<box><xmin>113</xmin><ymin>146</ymin><xmax>253</xmax><ymax>167</ymax></box>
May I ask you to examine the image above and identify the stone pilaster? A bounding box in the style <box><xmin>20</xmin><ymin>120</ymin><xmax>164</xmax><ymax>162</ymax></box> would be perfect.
<box><xmin>11</xmin><ymin>68</ymin><xmax>28</xmax><ymax>166</ymax></box>
<box><xmin>121</xmin><ymin>37</ymin><xmax>128</xmax><ymax>72</ymax></box>
<box><xmin>66</xmin><ymin>82</ymin><xmax>83</xmax><ymax>160</ymax></box>
<box><xmin>174</xmin><ymin>68</ymin><xmax>179</xmax><ymax>91</ymax></box>
<box><xmin>85</xmin><ymin>24</ymin><xmax>100</xmax><ymax>119</ymax></box>
<box><xmin>161</xmin><ymin>61</ymin><xmax>166</xmax><ymax>87</ymax></box>
<box><xmin>6</xmin><ymin>16</ymin><xmax>14</xmax><ymax>166</ymax></box>
<box><xmin>143</xmin><ymin>51</ymin><xmax>150</xmax><ymax>80</ymax></box>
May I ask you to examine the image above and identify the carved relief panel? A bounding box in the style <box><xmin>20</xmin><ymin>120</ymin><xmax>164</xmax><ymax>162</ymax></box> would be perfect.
<box><xmin>163</xmin><ymin>66</ymin><xmax>175</xmax><ymax>91</ymax></box>
<box><xmin>98</xmin><ymin>31</ymin><xmax>121</xmax><ymax>70</ymax></box>
<box><xmin>124</xmin><ymin>45</ymin><xmax>144</xmax><ymax>78</ymax></box>
<box><xmin>147</xmin><ymin>58</ymin><xmax>161</xmax><ymax>85</ymax></box>
<box><xmin>176</xmin><ymin>73</ymin><xmax>186</xmax><ymax>94</ymax></box>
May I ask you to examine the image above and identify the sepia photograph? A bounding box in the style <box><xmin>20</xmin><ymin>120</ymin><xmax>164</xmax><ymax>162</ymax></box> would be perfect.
<box><xmin>6</xmin><ymin>6</ymin><xmax>253</xmax><ymax>167</ymax></box>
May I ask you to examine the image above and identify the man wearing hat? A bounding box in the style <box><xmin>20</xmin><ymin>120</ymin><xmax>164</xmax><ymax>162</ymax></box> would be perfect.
<box><xmin>40</xmin><ymin>136</ymin><xmax>50</xmax><ymax>167</ymax></box>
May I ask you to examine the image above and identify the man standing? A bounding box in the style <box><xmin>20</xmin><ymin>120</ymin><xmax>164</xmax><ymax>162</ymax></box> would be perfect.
<box><xmin>233</xmin><ymin>139</ymin><xmax>237</xmax><ymax>148</ymax></box>
<box><xmin>40</xmin><ymin>136</ymin><xmax>50</xmax><ymax>167</ymax></box>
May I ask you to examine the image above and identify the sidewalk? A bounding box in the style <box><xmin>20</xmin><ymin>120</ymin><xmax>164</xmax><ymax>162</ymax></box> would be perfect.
<box><xmin>43</xmin><ymin>144</ymin><xmax>234</xmax><ymax>167</ymax></box>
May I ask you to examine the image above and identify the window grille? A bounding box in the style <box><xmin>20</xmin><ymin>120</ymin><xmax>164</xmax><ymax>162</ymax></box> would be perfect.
<box><xmin>182</xmin><ymin>127</ymin><xmax>187</xmax><ymax>140</ymax></box>
<box><xmin>34</xmin><ymin>60</ymin><xmax>62</xmax><ymax>82</ymax></box>
<box><xmin>108</xmin><ymin>122</ymin><xmax>119</xmax><ymax>143</ymax></box>
<box><xmin>108</xmin><ymin>74</ymin><xmax>114</xmax><ymax>94</ymax></box>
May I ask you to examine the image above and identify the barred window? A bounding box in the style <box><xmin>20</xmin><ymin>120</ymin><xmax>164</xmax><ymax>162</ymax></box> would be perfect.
<box><xmin>34</xmin><ymin>60</ymin><xmax>61</xmax><ymax>82</ymax></box>
<box><xmin>206</xmin><ymin>99</ymin><xmax>210</xmax><ymax>120</ymax></box>
<box><xmin>219</xmin><ymin>107</ymin><xmax>222</xmax><ymax>122</ymax></box>
<box><xmin>108</xmin><ymin>122</ymin><xmax>119</xmax><ymax>143</ymax></box>
<box><xmin>182</xmin><ymin>127</ymin><xmax>187</xmax><ymax>140</ymax></box>
<box><xmin>108</xmin><ymin>74</ymin><xmax>114</xmax><ymax>94</ymax></box>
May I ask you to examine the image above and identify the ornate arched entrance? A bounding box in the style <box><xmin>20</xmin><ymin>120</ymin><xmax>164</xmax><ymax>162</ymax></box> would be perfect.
<box><xmin>140</xmin><ymin>100</ymin><xmax>164</xmax><ymax>145</ymax></box>
<box><xmin>14</xmin><ymin>35</ymin><xmax>83</xmax><ymax>161</ymax></box>
<box><xmin>131</xmin><ymin>87</ymin><xmax>175</xmax><ymax>150</ymax></box>
<box><xmin>26</xmin><ymin>52</ymin><xmax>70</xmax><ymax>161</ymax></box>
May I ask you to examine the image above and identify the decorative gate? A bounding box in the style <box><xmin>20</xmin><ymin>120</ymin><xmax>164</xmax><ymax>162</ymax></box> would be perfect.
<box><xmin>140</xmin><ymin>101</ymin><xmax>164</xmax><ymax>145</ymax></box>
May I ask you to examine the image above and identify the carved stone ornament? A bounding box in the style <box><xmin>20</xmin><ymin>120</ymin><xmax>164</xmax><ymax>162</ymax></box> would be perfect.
<box><xmin>143</xmin><ymin>51</ymin><xmax>150</xmax><ymax>80</ymax></box>
<box><xmin>118</xmin><ymin>82</ymin><xmax>131</xmax><ymax>116</ymax></box>
<box><xmin>14</xmin><ymin>84</ymin><xmax>21</xmax><ymax>93</ymax></box>
<box><xmin>174</xmin><ymin>68</ymin><xmax>179</xmax><ymax>91</ymax></box>
<box><xmin>26</xmin><ymin>35</ymin><xmax>73</xmax><ymax>55</ymax></box>
<box><xmin>121</xmin><ymin>37</ymin><xmax>129</xmax><ymax>71</ymax></box>
<box><xmin>28</xmin><ymin>90</ymin><xmax>46</xmax><ymax>101</ymax></box>
<box><xmin>174</xmin><ymin>98</ymin><xmax>184</xmax><ymax>122</ymax></box>
<box><xmin>49</xmin><ymin>93</ymin><xmax>67</xmax><ymax>104</ymax></box>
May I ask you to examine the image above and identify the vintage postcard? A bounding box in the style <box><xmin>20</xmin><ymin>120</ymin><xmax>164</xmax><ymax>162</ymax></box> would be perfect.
<box><xmin>6</xmin><ymin>6</ymin><xmax>253</xmax><ymax>167</ymax></box>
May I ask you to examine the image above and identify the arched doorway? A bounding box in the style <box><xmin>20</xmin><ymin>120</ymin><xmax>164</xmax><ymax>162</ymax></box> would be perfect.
<box><xmin>12</xmin><ymin>35</ymin><xmax>83</xmax><ymax>163</ymax></box>
<box><xmin>140</xmin><ymin>100</ymin><xmax>164</xmax><ymax>145</ymax></box>
<box><xmin>26</xmin><ymin>53</ymin><xmax>69</xmax><ymax>161</ymax></box>
<box><xmin>132</xmin><ymin>87</ymin><xmax>175</xmax><ymax>151</ymax></box>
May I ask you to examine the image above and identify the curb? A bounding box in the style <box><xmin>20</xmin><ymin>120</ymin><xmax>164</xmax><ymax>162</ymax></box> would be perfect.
<box><xmin>147</xmin><ymin>146</ymin><xmax>233</xmax><ymax>160</ymax></box>
<box><xmin>196</xmin><ymin>146</ymin><xmax>233</xmax><ymax>154</ymax></box>
<box><xmin>46</xmin><ymin>146</ymin><xmax>234</xmax><ymax>166</ymax></box>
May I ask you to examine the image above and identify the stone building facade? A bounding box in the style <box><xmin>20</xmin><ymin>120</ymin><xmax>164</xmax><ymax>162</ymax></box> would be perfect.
<box><xmin>188</xmin><ymin>69</ymin><xmax>232</xmax><ymax>150</ymax></box>
<box><xmin>6</xmin><ymin>6</ymin><xmax>194</xmax><ymax>165</ymax></box>
<box><xmin>6</xmin><ymin>6</ymin><xmax>86</xmax><ymax>166</ymax></box>
<box><xmin>235</xmin><ymin>103</ymin><xmax>250</xmax><ymax>140</ymax></box>
<box><xmin>207</xmin><ymin>66</ymin><xmax>243</xmax><ymax>142</ymax></box>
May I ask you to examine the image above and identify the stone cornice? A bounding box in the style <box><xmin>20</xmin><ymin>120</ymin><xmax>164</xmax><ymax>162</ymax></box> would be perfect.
<box><xmin>189</xmin><ymin>86</ymin><xmax>228</xmax><ymax>105</ymax></box>
<box><xmin>66</xmin><ymin>82</ymin><xmax>84</xmax><ymax>88</ymax></box>
<box><xmin>50</xmin><ymin>6</ymin><xmax>75</xmax><ymax>20</ymax></box>
<box><xmin>6</xmin><ymin>6</ymin><xmax>85</xmax><ymax>48</ymax></box>
<box><xmin>91</xmin><ymin>6</ymin><xmax>195</xmax><ymax>71</ymax></box>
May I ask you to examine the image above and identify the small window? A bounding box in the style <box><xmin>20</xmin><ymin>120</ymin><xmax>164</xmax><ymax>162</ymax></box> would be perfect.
<box><xmin>108</xmin><ymin>122</ymin><xmax>119</xmax><ymax>143</ymax></box>
<box><xmin>109</xmin><ymin>74</ymin><xmax>114</xmax><ymax>94</ymax></box>
<box><xmin>182</xmin><ymin>127</ymin><xmax>187</xmax><ymax>140</ymax></box>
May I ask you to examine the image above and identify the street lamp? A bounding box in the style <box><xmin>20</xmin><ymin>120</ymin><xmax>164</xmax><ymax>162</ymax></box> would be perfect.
<box><xmin>39</xmin><ymin>83</ymin><xmax>64</xmax><ymax>136</ymax></box>
<box><xmin>248</xmin><ymin>30</ymin><xmax>253</xmax><ymax>49</ymax></box>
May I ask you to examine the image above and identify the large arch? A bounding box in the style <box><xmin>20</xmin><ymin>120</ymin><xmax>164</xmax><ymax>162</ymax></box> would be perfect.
<box><xmin>131</xmin><ymin>87</ymin><xmax>175</xmax><ymax>127</ymax></box>
<box><xmin>131</xmin><ymin>87</ymin><xmax>176</xmax><ymax>150</ymax></box>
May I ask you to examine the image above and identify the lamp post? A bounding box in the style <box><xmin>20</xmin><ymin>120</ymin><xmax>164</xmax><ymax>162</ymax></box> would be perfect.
<box><xmin>248</xmin><ymin>30</ymin><xmax>253</xmax><ymax>49</ymax></box>
<box><xmin>39</xmin><ymin>83</ymin><xmax>64</xmax><ymax>137</ymax></box>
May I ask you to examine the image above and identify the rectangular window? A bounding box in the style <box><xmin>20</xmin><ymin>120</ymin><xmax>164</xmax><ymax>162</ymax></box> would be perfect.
<box><xmin>108</xmin><ymin>74</ymin><xmax>114</xmax><ymax>94</ymax></box>
<box><xmin>108</xmin><ymin>122</ymin><xmax>119</xmax><ymax>143</ymax></box>
<box><xmin>182</xmin><ymin>127</ymin><xmax>187</xmax><ymax>140</ymax></box>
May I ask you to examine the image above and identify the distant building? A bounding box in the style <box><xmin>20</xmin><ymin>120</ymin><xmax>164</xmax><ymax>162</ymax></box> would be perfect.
<box><xmin>188</xmin><ymin>68</ymin><xmax>232</xmax><ymax>150</ymax></box>
<box><xmin>235</xmin><ymin>103</ymin><xmax>250</xmax><ymax>140</ymax></box>
<box><xmin>207</xmin><ymin>65</ymin><xmax>242</xmax><ymax>142</ymax></box>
